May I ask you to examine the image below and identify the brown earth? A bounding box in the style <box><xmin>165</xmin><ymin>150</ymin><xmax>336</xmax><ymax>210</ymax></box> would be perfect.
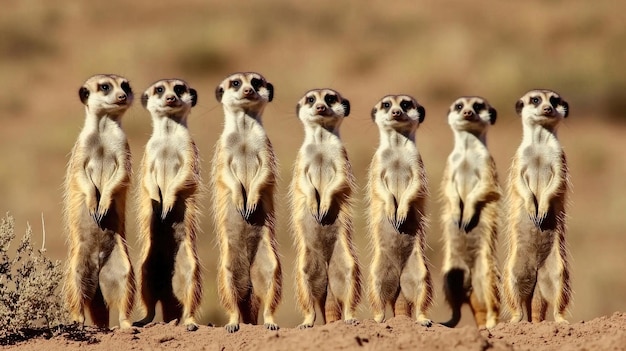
<box><xmin>4</xmin><ymin>313</ymin><xmax>626</xmax><ymax>351</ymax></box>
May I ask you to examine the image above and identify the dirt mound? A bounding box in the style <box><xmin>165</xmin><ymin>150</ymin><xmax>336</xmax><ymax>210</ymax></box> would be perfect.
<box><xmin>3</xmin><ymin>313</ymin><xmax>626</xmax><ymax>351</ymax></box>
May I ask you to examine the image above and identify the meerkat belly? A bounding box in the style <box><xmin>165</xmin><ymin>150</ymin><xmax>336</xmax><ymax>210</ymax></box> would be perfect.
<box><xmin>380</xmin><ymin>154</ymin><xmax>412</xmax><ymax>200</ymax></box>
<box><xmin>520</xmin><ymin>146</ymin><xmax>553</xmax><ymax>197</ymax></box>
<box><xmin>452</xmin><ymin>156</ymin><xmax>480</xmax><ymax>201</ymax></box>
<box><xmin>85</xmin><ymin>145</ymin><xmax>119</xmax><ymax>191</ymax></box>
<box><xmin>151</xmin><ymin>145</ymin><xmax>182</xmax><ymax>192</ymax></box>
<box><xmin>226</xmin><ymin>133</ymin><xmax>263</xmax><ymax>188</ymax></box>
<box><xmin>304</xmin><ymin>144</ymin><xmax>339</xmax><ymax>193</ymax></box>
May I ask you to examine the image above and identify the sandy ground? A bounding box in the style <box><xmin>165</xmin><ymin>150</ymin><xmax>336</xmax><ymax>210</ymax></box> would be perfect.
<box><xmin>3</xmin><ymin>313</ymin><xmax>626</xmax><ymax>351</ymax></box>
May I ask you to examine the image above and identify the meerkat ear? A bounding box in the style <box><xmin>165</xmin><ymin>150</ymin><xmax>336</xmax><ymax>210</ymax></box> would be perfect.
<box><xmin>489</xmin><ymin>107</ymin><xmax>497</xmax><ymax>125</ymax></box>
<box><xmin>79</xmin><ymin>87</ymin><xmax>90</xmax><ymax>105</ymax></box>
<box><xmin>370</xmin><ymin>107</ymin><xmax>377</xmax><ymax>121</ymax></box>
<box><xmin>417</xmin><ymin>105</ymin><xmax>426</xmax><ymax>124</ymax></box>
<box><xmin>266</xmin><ymin>82</ymin><xmax>274</xmax><ymax>102</ymax></box>
<box><xmin>296</xmin><ymin>103</ymin><xmax>301</xmax><ymax>117</ymax></box>
<box><xmin>215</xmin><ymin>86</ymin><xmax>224</xmax><ymax>102</ymax></box>
<box><xmin>561</xmin><ymin>99</ymin><xmax>569</xmax><ymax>118</ymax></box>
<box><xmin>515</xmin><ymin>99</ymin><xmax>524</xmax><ymax>116</ymax></box>
<box><xmin>342</xmin><ymin>99</ymin><xmax>351</xmax><ymax>117</ymax></box>
<box><xmin>141</xmin><ymin>93</ymin><xmax>149</xmax><ymax>108</ymax></box>
<box><xmin>189</xmin><ymin>88</ymin><xmax>198</xmax><ymax>107</ymax></box>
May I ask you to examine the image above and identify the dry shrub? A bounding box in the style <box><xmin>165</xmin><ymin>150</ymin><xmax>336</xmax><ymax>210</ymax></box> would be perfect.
<box><xmin>0</xmin><ymin>214</ymin><xmax>67</xmax><ymax>343</ymax></box>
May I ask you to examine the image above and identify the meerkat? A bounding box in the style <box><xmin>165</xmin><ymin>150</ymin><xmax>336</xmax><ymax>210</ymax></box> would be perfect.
<box><xmin>134</xmin><ymin>79</ymin><xmax>203</xmax><ymax>331</ymax></box>
<box><xmin>367</xmin><ymin>95</ymin><xmax>432</xmax><ymax>327</ymax></box>
<box><xmin>63</xmin><ymin>74</ymin><xmax>136</xmax><ymax>329</ymax></box>
<box><xmin>439</xmin><ymin>96</ymin><xmax>501</xmax><ymax>329</ymax></box>
<box><xmin>291</xmin><ymin>88</ymin><xmax>362</xmax><ymax>329</ymax></box>
<box><xmin>503</xmin><ymin>89</ymin><xmax>571</xmax><ymax>323</ymax></box>
<box><xmin>212</xmin><ymin>72</ymin><xmax>282</xmax><ymax>333</ymax></box>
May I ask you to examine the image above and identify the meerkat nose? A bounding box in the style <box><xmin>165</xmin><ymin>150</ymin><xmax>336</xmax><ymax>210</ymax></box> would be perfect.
<box><xmin>543</xmin><ymin>105</ymin><xmax>553</xmax><ymax>115</ymax></box>
<box><xmin>315</xmin><ymin>104</ymin><xmax>327</xmax><ymax>112</ymax></box>
<box><xmin>117</xmin><ymin>93</ymin><xmax>127</xmax><ymax>102</ymax></box>
<box><xmin>391</xmin><ymin>109</ymin><xmax>402</xmax><ymax>118</ymax></box>
<box><xmin>243</xmin><ymin>87</ymin><xmax>254</xmax><ymax>96</ymax></box>
<box><xmin>462</xmin><ymin>109</ymin><xmax>474</xmax><ymax>119</ymax></box>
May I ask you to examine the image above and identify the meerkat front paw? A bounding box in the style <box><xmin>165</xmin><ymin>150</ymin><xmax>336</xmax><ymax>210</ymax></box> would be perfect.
<box><xmin>395</xmin><ymin>201</ymin><xmax>410</xmax><ymax>229</ymax></box>
<box><xmin>318</xmin><ymin>196</ymin><xmax>332</xmax><ymax>221</ymax></box>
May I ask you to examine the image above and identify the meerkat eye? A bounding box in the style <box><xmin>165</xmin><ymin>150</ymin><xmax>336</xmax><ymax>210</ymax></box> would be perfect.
<box><xmin>155</xmin><ymin>86</ymin><xmax>164</xmax><ymax>94</ymax></box>
<box><xmin>530</xmin><ymin>96</ymin><xmax>541</xmax><ymax>105</ymax></box>
<box><xmin>174</xmin><ymin>84</ymin><xmax>187</xmax><ymax>96</ymax></box>
<box><xmin>400</xmin><ymin>100</ymin><xmax>414</xmax><ymax>111</ymax></box>
<box><xmin>306</xmin><ymin>96</ymin><xmax>315</xmax><ymax>104</ymax></box>
<box><xmin>382</xmin><ymin>102</ymin><xmax>391</xmax><ymax>109</ymax></box>
<box><xmin>98</xmin><ymin>83</ymin><xmax>110</xmax><ymax>92</ymax></box>
<box><xmin>455</xmin><ymin>103</ymin><xmax>463</xmax><ymax>111</ymax></box>
<box><xmin>324</xmin><ymin>94</ymin><xmax>337</xmax><ymax>105</ymax></box>
<box><xmin>231</xmin><ymin>79</ymin><xmax>241</xmax><ymax>88</ymax></box>
<box><xmin>549</xmin><ymin>95</ymin><xmax>561</xmax><ymax>107</ymax></box>
<box><xmin>473</xmin><ymin>102</ymin><xmax>485</xmax><ymax>113</ymax></box>
<box><xmin>250</xmin><ymin>78</ymin><xmax>263</xmax><ymax>90</ymax></box>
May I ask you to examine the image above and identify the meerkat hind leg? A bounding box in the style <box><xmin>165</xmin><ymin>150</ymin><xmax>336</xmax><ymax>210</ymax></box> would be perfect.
<box><xmin>172</xmin><ymin>240</ymin><xmax>201</xmax><ymax>331</ymax></box>
<box><xmin>250</xmin><ymin>236</ymin><xmax>281</xmax><ymax>330</ymax></box>
<box><xmin>400</xmin><ymin>251</ymin><xmax>433</xmax><ymax>327</ymax></box>
<box><xmin>88</xmin><ymin>287</ymin><xmax>110</xmax><ymax>328</ymax></box>
<box><xmin>98</xmin><ymin>234</ymin><xmax>135</xmax><ymax>329</ymax></box>
<box><xmin>296</xmin><ymin>256</ymin><xmax>327</xmax><ymax>329</ymax></box>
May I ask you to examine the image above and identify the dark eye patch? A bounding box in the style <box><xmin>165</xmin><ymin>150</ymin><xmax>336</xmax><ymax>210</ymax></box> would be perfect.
<box><xmin>530</xmin><ymin>96</ymin><xmax>542</xmax><ymax>106</ymax></box>
<box><xmin>381</xmin><ymin>101</ymin><xmax>391</xmax><ymax>111</ymax></box>
<box><xmin>473</xmin><ymin>102</ymin><xmax>486</xmax><ymax>113</ymax></box>
<box><xmin>306</xmin><ymin>95</ymin><xmax>316</xmax><ymax>105</ymax></box>
<box><xmin>120</xmin><ymin>81</ymin><xmax>132</xmax><ymax>95</ymax></box>
<box><xmin>324</xmin><ymin>94</ymin><xmax>338</xmax><ymax>105</ymax></box>
<box><xmin>400</xmin><ymin>99</ymin><xmax>414</xmax><ymax>112</ymax></box>
<box><xmin>251</xmin><ymin>78</ymin><xmax>263</xmax><ymax>91</ymax></box>
<box><xmin>455</xmin><ymin>103</ymin><xmax>463</xmax><ymax>111</ymax></box>
<box><xmin>174</xmin><ymin>84</ymin><xmax>187</xmax><ymax>96</ymax></box>
<box><xmin>98</xmin><ymin>83</ymin><xmax>111</xmax><ymax>95</ymax></box>
<box><xmin>154</xmin><ymin>85</ymin><xmax>165</xmax><ymax>97</ymax></box>
<box><xmin>549</xmin><ymin>95</ymin><xmax>561</xmax><ymax>108</ymax></box>
<box><xmin>229</xmin><ymin>79</ymin><xmax>242</xmax><ymax>90</ymax></box>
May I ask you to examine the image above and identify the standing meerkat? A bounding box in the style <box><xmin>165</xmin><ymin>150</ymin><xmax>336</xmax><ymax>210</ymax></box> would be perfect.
<box><xmin>134</xmin><ymin>79</ymin><xmax>203</xmax><ymax>331</ymax></box>
<box><xmin>503</xmin><ymin>89</ymin><xmax>571</xmax><ymax>323</ymax></box>
<box><xmin>63</xmin><ymin>74</ymin><xmax>135</xmax><ymax>329</ymax></box>
<box><xmin>440</xmin><ymin>97</ymin><xmax>501</xmax><ymax>329</ymax></box>
<box><xmin>367</xmin><ymin>95</ymin><xmax>433</xmax><ymax>327</ymax></box>
<box><xmin>291</xmin><ymin>88</ymin><xmax>362</xmax><ymax>329</ymax></box>
<box><xmin>213</xmin><ymin>72</ymin><xmax>282</xmax><ymax>333</ymax></box>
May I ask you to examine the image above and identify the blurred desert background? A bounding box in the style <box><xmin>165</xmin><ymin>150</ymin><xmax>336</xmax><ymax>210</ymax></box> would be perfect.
<box><xmin>1</xmin><ymin>0</ymin><xmax>624</xmax><ymax>329</ymax></box>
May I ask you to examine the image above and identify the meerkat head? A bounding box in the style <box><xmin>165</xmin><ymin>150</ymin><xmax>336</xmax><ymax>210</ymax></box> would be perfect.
<box><xmin>371</xmin><ymin>95</ymin><xmax>425</xmax><ymax>132</ymax></box>
<box><xmin>447</xmin><ymin>96</ymin><xmax>496</xmax><ymax>134</ymax></box>
<box><xmin>215</xmin><ymin>72</ymin><xmax>274</xmax><ymax>114</ymax></box>
<box><xmin>515</xmin><ymin>89</ymin><xmax>569</xmax><ymax>126</ymax></box>
<box><xmin>78</xmin><ymin>74</ymin><xmax>133</xmax><ymax>116</ymax></box>
<box><xmin>141</xmin><ymin>79</ymin><xmax>197</xmax><ymax>118</ymax></box>
<box><xmin>296</xmin><ymin>88</ymin><xmax>350</xmax><ymax>128</ymax></box>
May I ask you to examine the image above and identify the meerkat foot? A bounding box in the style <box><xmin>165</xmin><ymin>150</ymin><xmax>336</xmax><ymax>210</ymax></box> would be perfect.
<box><xmin>344</xmin><ymin>318</ymin><xmax>359</xmax><ymax>326</ymax></box>
<box><xmin>554</xmin><ymin>314</ymin><xmax>568</xmax><ymax>324</ymax></box>
<box><xmin>509</xmin><ymin>313</ymin><xmax>524</xmax><ymax>323</ymax></box>
<box><xmin>186</xmin><ymin>323</ymin><xmax>199</xmax><ymax>331</ymax></box>
<box><xmin>416</xmin><ymin>316</ymin><xmax>433</xmax><ymax>327</ymax></box>
<box><xmin>119</xmin><ymin>319</ymin><xmax>132</xmax><ymax>329</ymax></box>
<box><xmin>225</xmin><ymin>323</ymin><xmax>240</xmax><ymax>333</ymax></box>
<box><xmin>264</xmin><ymin>323</ymin><xmax>279</xmax><ymax>331</ymax></box>
<box><xmin>298</xmin><ymin>322</ymin><xmax>314</xmax><ymax>329</ymax></box>
<box><xmin>373</xmin><ymin>314</ymin><xmax>385</xmax><ymax>323</ymax></box>
<box><xmin>485</xmin><ymin>318</ymin><xmax>497</xmax><ymax>329</ymax></box>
